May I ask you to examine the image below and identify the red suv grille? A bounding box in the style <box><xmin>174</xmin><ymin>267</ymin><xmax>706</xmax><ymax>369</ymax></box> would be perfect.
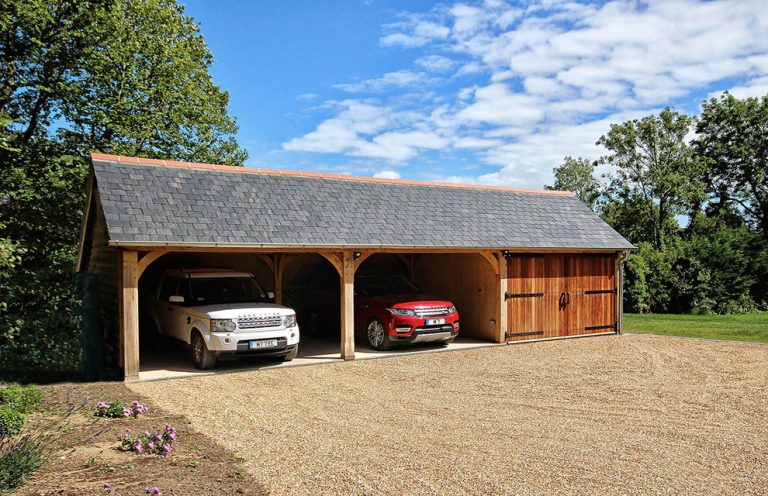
<box><xmin>414</xmin><ymin>307</ymin><xmax>450</xmax><ymax>318</ymax></box>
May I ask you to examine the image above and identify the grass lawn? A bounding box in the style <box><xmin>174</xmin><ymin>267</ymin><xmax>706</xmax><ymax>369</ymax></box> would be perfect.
<box><xmin>624</xmin><ymin>312</ymin><xmax>768</xmax><ymax>343</ymax></box>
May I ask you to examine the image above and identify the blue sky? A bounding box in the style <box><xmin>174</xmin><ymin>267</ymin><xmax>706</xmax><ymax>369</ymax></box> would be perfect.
<box><xmin>183</xmin><ymin>0</ymin><xmax>768</xmax><ymax>188</ymax></box>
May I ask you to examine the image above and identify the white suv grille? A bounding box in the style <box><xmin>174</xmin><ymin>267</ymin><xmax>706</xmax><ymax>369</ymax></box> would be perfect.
<box><xmin>238</xmin><ymin>314</ymin><xmax>282</xmax><ymax>329</ymax></box>
<box><xmin>414</xmin><ymin>307</ymin><xmax>450</xmax><ymax>318</ymax></box>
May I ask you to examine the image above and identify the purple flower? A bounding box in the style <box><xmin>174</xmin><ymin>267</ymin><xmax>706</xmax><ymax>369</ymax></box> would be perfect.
<box><xmin>133</xmin><ymin>440</ymin><xmax>143</xmax><ymax>453</ymax></box>
<box><xmin>154</xmin><ymin>433</ymin><xmax>163</xmax><ymax>443</ymax></box>
<box><xmin>145</xmin><ymin>486</ymin><xmax>163</xmax><ymax>495</ymax></box>
<box><xmin>121</xmin><ymin>407</ymin><xmax>131</xmax><ymax>417</ymax></box>
<box><xmin>147</xmin><ymin>442</ymin><xmax>156</xmax><ymax>451</ymax></box>
<box><xmin>161</xmin><ymin>443</ymin><xmax>172</xmax><ymax>457</ymax></box>
<box><xmin>96</xmin><ymin>401</ymin><xmax>109</xmax><ymax>409</ymax></box>
<box><xmin>164</xmin><ymin>424</ymin><xmax>177</xmax><ymax>441</ymax></box>
<box><xmin>102</xmin><ymin>481</ymin><xmax>116</xmax><ymax>494</ymax></box>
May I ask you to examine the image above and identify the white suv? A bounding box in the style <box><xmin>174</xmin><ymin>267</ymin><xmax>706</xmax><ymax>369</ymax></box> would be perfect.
<box><xmin>152</xmin><ymin>269</ymin><xmax>300</xmax><ymax>369</ymax></box>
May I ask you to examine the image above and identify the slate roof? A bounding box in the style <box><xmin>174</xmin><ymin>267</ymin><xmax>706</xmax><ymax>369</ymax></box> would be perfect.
<box><xmin>90</xmin><ymin>154</ymin><xmax>634</xmax><ymax>250</ymax></box>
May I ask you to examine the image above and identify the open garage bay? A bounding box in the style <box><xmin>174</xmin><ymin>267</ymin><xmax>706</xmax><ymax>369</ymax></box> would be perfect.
<box><xmin>130</xmin><ymin>334</ymin><xmax>768</xmax><ymax>495</ymax></box>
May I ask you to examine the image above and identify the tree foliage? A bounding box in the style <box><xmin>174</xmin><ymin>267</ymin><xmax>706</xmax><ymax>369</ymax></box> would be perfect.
<box><xmin>0</xmin><ymin>0</ymin><xmax>246</xmax><ymax>373</ymax></box>
<box><xmin>694</xmin><ymin>92</ymin><xmax>768</xmax><ymax>235</ymax></box>
<box><xmin>598</xmin><ymin>108</ymin><xmax>705</xmax><ymax>250</ymax></box>
<box><xmin>545</xmin><ymin>156</ymin><xmax>600</xmax><ymax>209</ymax></box>
<box><xmin>59</xmin><ymin>0</ymin><xmax>247</xmax><ymax>164</ymax></box>
<box><xmin>555</xmin><ymin>100</ymin><xmax>767</xmax><ymax>315</ymax></box>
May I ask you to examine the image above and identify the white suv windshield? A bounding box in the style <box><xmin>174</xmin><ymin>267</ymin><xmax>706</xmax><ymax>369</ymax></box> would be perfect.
<box><xmin>189</xmin><ymin>277</ymin><xmax>266</xmax><ymax>305</ymax></box>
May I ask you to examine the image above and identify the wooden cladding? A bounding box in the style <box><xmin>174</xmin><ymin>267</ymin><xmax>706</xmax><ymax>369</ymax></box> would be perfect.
<box><xmin>505</xmin><ymin>254</ymin><xmax>617</xmax><ymax>341</ymax></box>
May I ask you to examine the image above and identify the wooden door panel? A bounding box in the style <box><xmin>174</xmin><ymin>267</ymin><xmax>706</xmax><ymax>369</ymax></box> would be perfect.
<box><xmin>506</xmin><ymin>255</ymin><xmax>547</xmax><ymax>341</ymax></box>
<box><xmin>572</xmin><ymin>255</ymin><xmax>616</xmax><ymax>334</ymax></box>
<box><xmin>506</xmin><ymin>254</ymin><xmax>618</xmax><ymax>341</ymax></box>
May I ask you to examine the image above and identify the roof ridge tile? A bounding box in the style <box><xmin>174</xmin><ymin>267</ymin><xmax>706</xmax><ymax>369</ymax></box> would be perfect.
<box><xmin>89</xmin><ymin>152</ymin><xmax>574</xmax><ymax>196</ymax></box>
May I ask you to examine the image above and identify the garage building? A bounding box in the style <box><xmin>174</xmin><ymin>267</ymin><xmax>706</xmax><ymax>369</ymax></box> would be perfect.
<box><xmin>77</xmin><ymin>153</ymin><xmax>635</xmax><ymax>381</ymax></box>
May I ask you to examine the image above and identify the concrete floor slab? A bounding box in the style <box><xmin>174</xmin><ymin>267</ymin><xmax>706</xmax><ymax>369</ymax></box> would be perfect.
<box><xmin>138</xmin><ymin>335</ymin><xmax>499</xmax><ymax>381</ymax></box>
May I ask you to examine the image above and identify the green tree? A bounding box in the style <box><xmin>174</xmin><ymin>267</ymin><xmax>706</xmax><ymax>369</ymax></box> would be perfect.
<box><xmin>0</xmin><ymin>0</ymin><xmax>101</xmax><ymax>143</ymax></box>
<box><xmin>676</xmin><ymin>212</ymin><xmax>757</xmax><ymax>314</ymax></box>
<box><xmin>694</xmin><ymin>92</ymin><xmax>768</xmax><ymax>237</ymax></box>
<box><xmin>598</xmin><ymin>108</ymin><xmax>705</xmax><ymax>249</ymax></box>
<box><xmin>59</xmin><ymin>0</ymin><xmax>246</xmax><ymax>164</ymax></box>
<box><xmin>545</xmin><ymin>156</ymin><xmax>600</xmax><ymax>209</ymax></box>
<box><xmin>0</xmin><ymin>0</ymin><xmax>247</xmax><ymax>374</ymax></box>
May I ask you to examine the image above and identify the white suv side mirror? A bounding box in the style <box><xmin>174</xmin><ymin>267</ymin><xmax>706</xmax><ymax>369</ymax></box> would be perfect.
<box><xmin>266</xmin><ymin>291</ymin><xmax>275</xmax><ymax>300</ymax></box>
<box><xmin>169</xmin><ymin>295</ymin><xmax>185</xmax><ymax>304</ymax></box>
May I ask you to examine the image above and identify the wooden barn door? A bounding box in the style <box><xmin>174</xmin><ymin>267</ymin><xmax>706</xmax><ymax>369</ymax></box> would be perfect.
<box><xmin>564</xmin><ymin>254</ymin><xmax>617</xmax><ymax>336</ymax></box>
<box><xmin>506</xmin><ymin>254</ymin><xmax>617</xmax><ymax>341</ymax></box>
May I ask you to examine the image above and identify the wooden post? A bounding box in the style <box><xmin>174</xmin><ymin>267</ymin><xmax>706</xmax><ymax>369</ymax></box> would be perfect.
<box><xmin>340</xmin><ymin>251</ymin><xmax>355</xmax><ymax>360</ymax></box>
<box><xmin>616</xmin><ymin>251</ymin><xmax>627</xmax><ymax>334</ymax></box>
<box><xmin>497</xmin><ymin>252</ymin><xmax>508</xmax><ymax>343</ymax></box>
<box><xmin>274</xmin><ymin>254</ymin><xmax>284</xmax><ymax>305</ymax></box>
<box><xmin>121</xmin><ymin>250</ymin><xmax>140</xmax><ymax>382</ymax></box>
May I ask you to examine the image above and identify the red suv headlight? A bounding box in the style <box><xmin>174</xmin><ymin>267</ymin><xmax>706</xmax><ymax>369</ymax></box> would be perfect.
<box><xmin>386</xmin><ymin>308</ymin><xmax>416</xmax><ymax>317</ymax></box>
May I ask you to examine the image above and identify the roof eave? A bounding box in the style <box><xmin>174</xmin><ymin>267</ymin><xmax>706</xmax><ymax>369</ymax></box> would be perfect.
<box><xmin>107</xmin><ymin>240</ymin><xmax>635</xmax><ymax>252</ymax></box>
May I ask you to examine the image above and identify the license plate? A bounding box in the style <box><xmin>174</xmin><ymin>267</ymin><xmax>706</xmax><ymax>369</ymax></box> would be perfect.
<box><xmin>249</xmin><ymin>339</ymin><xmax>278</xmax><ymax>350</ymax></box>
<box><xmin>425</xmin><ymin>318</ymin><xmax>445</xmax><ymax>326</ymax></box>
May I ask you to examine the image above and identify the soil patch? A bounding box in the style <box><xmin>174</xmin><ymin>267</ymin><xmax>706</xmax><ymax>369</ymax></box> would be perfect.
<box><xmin>14</xmin><ymin>382</ymin><xmax>267</xmax><ymax>496</ymax></box>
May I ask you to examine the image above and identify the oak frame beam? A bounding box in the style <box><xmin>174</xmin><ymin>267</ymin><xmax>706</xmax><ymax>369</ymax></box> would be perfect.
<box><xmin>137</xmin><ymin>251</ymin><xmax>165</xmax><ymax>278</ymax></box>
<box><xmin>120</xmin><ymin>250</ymin><xmax>140</xmax><ymax>382</ymax></box>
<box><xmin>497</xmin><ymin>252</ymin><xmax>508</xmax><ymax>343</ymax></box>
<box><xmin>340</xmin><ymin>251</ymin><xmax>356</xmax><ymax>360</ymax></box>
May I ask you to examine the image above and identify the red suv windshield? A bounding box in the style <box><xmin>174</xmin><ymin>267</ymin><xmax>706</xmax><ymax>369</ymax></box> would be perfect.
<box><xmin>356</xmin><ymin>274</ymin><xmax>420</xmax><ymax>297</ymax></box>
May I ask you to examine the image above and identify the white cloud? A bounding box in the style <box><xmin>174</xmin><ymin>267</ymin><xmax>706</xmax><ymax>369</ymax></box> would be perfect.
<box><xmin>457</xmin><ymin>83</ymin><xmax>543</xmax><ymax>126</ymax></box>
<box><xmin>712</xmin><ymin>76</ymin><xmax>768</xmax><ymax>100</ymax></box>
<box><xmin>284</xmin><ymin>100</ymin><xmax>449</xmax><ymax>162</ymax></box>
<box><xmin>373</xmin><ymin>169</ymin><xmax>402</xmax><ymax>179</ymax></box>
<box><xmin>334</xmin><ymin>70</ymin><xmax>429</xmax><ymax>93</ymax></box>
<box><xmin>415</xmin><ymin>55</ymin><xmax>455</xmax><ymax>72</ymax></box>
<box><xmin>283</xmin><ymin>100</ymin><xmax>392</xmax><ymax>154</ymax></box>
<box><xmin>286</xmin><ymin>0</ymin><xmax>768</xmax><ymax>187</ymax></box>
<box><xmin>380</xmin><ymin>20</ymin><xmax>450</xmax><ymax>47</ymax></box>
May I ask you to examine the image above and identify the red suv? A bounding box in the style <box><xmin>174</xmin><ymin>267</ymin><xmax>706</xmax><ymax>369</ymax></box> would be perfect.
<box><xmin>292</xmin><ymin>270</ymin><xmax>460</xmax><ymax>350</ymax></box>
<box><xmin>356</xmin><ymin>273</ymin><xmax>460</xmax><ymax>350</ymax></box>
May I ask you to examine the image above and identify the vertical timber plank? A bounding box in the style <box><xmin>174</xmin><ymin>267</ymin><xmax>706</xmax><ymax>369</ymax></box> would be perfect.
<box><xmin>121</xmin><ymin>250</ymin><xmax>140</xmax><ymax>382</ymax></box>
<box><xmin>340</xmin><ymin>251</ymin><xmax>355</xmax><ymax>360</ymax></box>
<box><xmin>498</xmin><ymin>253</ymin><xmax>507</xmax><ymax>343</ymax></box>
<box><xmin>616</xmin><ymin>252</ymin><xmax>624</xmax><ymax>334</ymax></box>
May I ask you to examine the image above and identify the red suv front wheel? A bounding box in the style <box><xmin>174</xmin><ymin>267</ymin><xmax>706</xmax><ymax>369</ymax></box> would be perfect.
<box><xmin>366</xmin><ymin>318</ymin><xmax>392</xmax><ymax>351</ymax></box>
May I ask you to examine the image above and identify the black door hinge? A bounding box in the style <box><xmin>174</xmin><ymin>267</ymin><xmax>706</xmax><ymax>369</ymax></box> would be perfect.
<box><xmin>505</xmin><ymin>292</ymin><xmax>544</xmax><ymax>299</ymax></box>
<box><xmin>505</xmin><ymin>331</ymin><xmax>545</xmax><ymax>338</ymax></box>
<box><xmin>584</xmin><ymin>324</ymin><xmax>617</xmax><ymax>331</ymax></box>
<box><xmin>584</xmin><ymin>289</ymin><xmax>617</xmax><ymax>295</ymax></box>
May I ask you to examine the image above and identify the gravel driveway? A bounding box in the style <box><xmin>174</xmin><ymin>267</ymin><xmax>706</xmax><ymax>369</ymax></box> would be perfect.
<box><xmin>130</xmin><ymin>334</ymin><xmax>768</xmax><ymax>495</ymax></box>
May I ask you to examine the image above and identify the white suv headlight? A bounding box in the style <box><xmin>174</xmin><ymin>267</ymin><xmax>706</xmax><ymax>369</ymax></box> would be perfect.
<box><xmin>211</xmin><ymin>319</ymin><xmax>236</xmax><ymax>333</ymax></box>
<box><xmin>283</xmin><ymin>314</ymin><xmax>297</xmax><ymax>327</ymax></box>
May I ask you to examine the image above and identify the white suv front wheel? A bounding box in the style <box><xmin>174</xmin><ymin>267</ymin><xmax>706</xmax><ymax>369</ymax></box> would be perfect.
<box><xmin>192</xmin><ymin>332</ymin><xmax>217</xmax><ymax>370</ymax></box>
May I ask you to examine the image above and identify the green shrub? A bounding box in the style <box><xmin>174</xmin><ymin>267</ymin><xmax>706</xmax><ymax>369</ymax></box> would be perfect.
<box><xmin>0</xmin><ymin>385</ymin><xmax>42</xmax><ymax>414</ymax></box>
<box><xmin>0</xmin><ymin>435</ymin><xmax>42</xmax><ymax>492</ymax></box>
<box><xmin>0</xmin><ymin>409</ymin><xmax>24</xmax><ymax>438</ymax></box>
